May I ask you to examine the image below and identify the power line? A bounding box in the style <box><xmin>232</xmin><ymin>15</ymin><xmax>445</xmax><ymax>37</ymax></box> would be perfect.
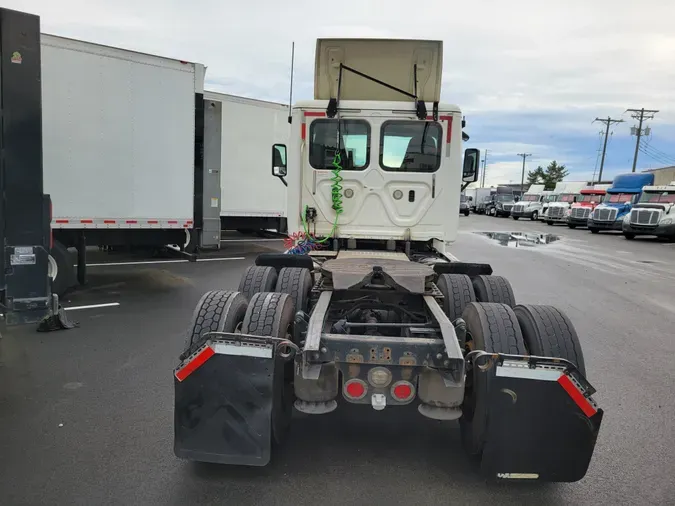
<box><xmin>641</xmin><ymin>143</ymin><xmax>675</xmax><ymax>164</ymax></box>
<box><xmin>517</xmin><ymin>153</ymin><xmax>531</xmax><ymax>193</ymax></box>
<box><xmin>593</xmin><ymin>116</ymin><xmax>624</xmax><ymax>182</ymax></box>
<box><xmin>626</xmin><ymin>108</ymin><xmax>659</xmax><ymax>172</ymax></box>
<box><xmin>639</xmin><ymin>142</ymin><xmax>675</xmax><ymax>166</ymax></box>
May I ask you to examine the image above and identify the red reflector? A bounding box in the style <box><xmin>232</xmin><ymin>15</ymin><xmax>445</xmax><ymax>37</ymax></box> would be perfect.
<box><xmin>301</xmin><ymin>122</ymin><xmax>306</xmax><ymax>140</ymax></box>
<box><xmin>80</xmin><ymin>219</ymin><xmax>93</xmax><ymax>224</ymax></box>
<box><xmin>304</xmin><ymin>111</ymin><xmax>325</xmax><ymax>117</ymax></box>
<box><xmin>345</xmin><ymin>380</ymin><xmax>366</xmax><ymax>399</ymax></box>
<box><xmin>126</xmin><ymin>220</ymin><xmax>138</xmax><ymax>224</ymax></box>
<box><xmin>147</xmin><ymin>220</ymin><xmax>159</xmax><ymax>224</ymax></box>
<box><xmin>55</xmin><ymin>219</ymin><xmax>68</xmax><ymax>224</ymax></box>
<box><xmin>446</xmin><ymin>116</ymin><xmax>453</xmax><ymax>143</ymax></box>
<box><xmin>168</xmin><ymin>220</ymin><xmax>178</xmax><ymax>224</ymax></box>
<box><xmin>558</xmin><ymin>374</ymin><xmax>597</xmax><ymax>417</ymax></box>
<box><xmin>103</xmin><ymin>220</ymin><xmax>115</xmax><ymax>224</ymax></box>
<box><xmin>393</xmin><ymin>383</ymin><xmax>412</xmax><ymax>400</ymax></box>
<box><xmin>175</xmin><ymin>346</ymin><xmax>215</xmax><ymax>382</ymax></box>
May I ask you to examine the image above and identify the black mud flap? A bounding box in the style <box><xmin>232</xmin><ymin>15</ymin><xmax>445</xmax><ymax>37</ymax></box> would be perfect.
<box><xmin>174</xmin><ymin>337</ymin><xmax>279</xmax><ymax>466</ymax></box>
<box><xmin>478</xmin><ymin>354</ymin><xmax>603</xmax><ymax>482</ymax></box>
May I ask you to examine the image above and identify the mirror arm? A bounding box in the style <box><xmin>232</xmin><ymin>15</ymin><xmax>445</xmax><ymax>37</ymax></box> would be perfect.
<box><xmin>278</xmin><ymin>176</ymin><xmax>288</xmax><ymax>187</ymax></box>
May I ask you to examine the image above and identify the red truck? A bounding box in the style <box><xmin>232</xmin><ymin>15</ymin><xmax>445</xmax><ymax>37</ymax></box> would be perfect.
<box><xmin>567</xmin><ymin>186</ymin><xmax>608</xmax><ymax>228</ymax></box>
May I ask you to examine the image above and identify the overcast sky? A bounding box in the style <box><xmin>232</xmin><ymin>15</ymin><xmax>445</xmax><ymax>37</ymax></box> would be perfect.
<box><xmin>9</xmin><ymin>0</ymin><xmax>675</xmax><ymax>186</ymax></box>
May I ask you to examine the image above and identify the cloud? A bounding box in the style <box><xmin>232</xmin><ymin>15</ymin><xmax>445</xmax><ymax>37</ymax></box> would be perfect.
<box><xmin>7</xmin><ymin>0</ymin><xmax>675</xmax><ymax>184</ymax></box>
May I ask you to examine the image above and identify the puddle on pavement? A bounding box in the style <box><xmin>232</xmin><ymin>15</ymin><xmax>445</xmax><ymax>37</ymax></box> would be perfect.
<box><xmin>475</xmin><ymin>232</ymin><xmax>561</xmax><ymax>248</ymax></box>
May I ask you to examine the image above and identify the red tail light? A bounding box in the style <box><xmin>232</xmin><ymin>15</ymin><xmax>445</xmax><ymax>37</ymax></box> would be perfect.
<box><xmin>391</xmin><ymin>381</ymin><xmax>415</xmax><ymax>402</ymax></box>
<box><xmin>344</xmin><ymin>379</ymin><xmax>367</xmax><ymax>400</ymax></box>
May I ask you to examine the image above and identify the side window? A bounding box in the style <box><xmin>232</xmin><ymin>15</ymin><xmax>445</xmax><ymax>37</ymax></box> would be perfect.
<box><xmin>308</xmin><ymin>119</ymin><xmax>370</xmax><ymax>170</ymax></box>
<box><xmin>379</xmin><ymin>121</ymin><xmax>442</xmax><ymax>173</ymax></box>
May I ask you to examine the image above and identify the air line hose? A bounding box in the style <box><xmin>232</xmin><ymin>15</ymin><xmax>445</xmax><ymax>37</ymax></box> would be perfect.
<box><xmin>285</xmin><ymin>151</ymin><xmax>344</xmax><ymax>254</ymax></box>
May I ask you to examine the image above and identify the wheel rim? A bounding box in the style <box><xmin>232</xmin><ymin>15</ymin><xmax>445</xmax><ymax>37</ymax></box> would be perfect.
<box><xmin>48</xmin><ymin>254</ymin><xmax>58</xmax><ymax>281</ymax></box>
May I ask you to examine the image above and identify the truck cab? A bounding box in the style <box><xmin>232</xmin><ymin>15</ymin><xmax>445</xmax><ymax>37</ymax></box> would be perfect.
<box><xmin>485</xmin><ymin>187</ymin><xmax>516</xmax><ymax>217</ymax></box>
<box><xmin>545</xmin><ymin>182</ymin><xmax>588</xmax><ymax>225</ymax></box>
<box><xmin>510</xmin><ymin>184</ymin><xmax>546</xmax><ymax>221</ymax></box>
<box><xmin>567</xmin><ymin>185</ymin><xmax>609</xmax><ymax>228</ymax></box>
<box><xmin>539</xmin><ymin>191</ymin><xmax>560</xmax><ymax>221</ymax></box>
<box><xmin>621</xmin><ymin>181</ymin><xmax>675</xmax><ymax>240</ymax></box>
<box><xmin>588</xmin><ymin>173</ymin><xmax>655</xmax><ymax>234</ymax></box>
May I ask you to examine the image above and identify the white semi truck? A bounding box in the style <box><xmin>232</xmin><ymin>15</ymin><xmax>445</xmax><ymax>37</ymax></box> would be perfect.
<box><xmin>204</xmin><ymin>92</ymin><xmax>290</xmax><ymax>234</ymax></box>
<box><xmin>545</xmin><ymin>181</ymin><xmax>590</xmax><ymax>225</ymax></box>
<box><xmin>41</xmin><ymin>34</ymin><xmax>219</xmax><ymax>295</ymax></box>
<box><xmin>621</xmin><ymin>181</ymin><xmax>675</xmax><ymax>240</ymax></box>
<box><xmin>510</xmin><ymin>184</ymin><xmax>547</xmax><ymax>221</ymax></box>
<box><xmin>173</xmin><ymin>38</ymin><xmax>602</xmax><ymax>482</ymax></box>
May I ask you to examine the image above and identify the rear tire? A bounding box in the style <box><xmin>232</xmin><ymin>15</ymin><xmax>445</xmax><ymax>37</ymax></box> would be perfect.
<box><xmin>590</xmin><ymin>228</ymin><xmax>599</xmax><ymax>234</ymax></box>
<box><xmin>512</xmin><ymin>216</ymin><xmax>519</xmax><ymax>221</ymax></box>
<box><xmin>623</xmin><ymin>233</ymin><xmax>635</xmax><ymax>240</ymax></box>
<box><xmin>49</xmin><ymin>240</ymin><xmax>76</xmax><ymax>297</ymax></box>
<box><xmin>238</xmin><ymin>265</ymin><xmax>278</xmax><ymax>301</ymax></box>
<box><xmin>436</xmin><ymin>274</ymin><xmax>476</xmax><ymax>322</ymax></box>
<box><xmin>275</xmin><ymin>267</ymin><xmax>313</xmax><ymax>314</ymax></box>
<box><xmin>531</xmin><ymin>211</ymin><xmax>538</xmax><ymax>221</ymax></box>
<box><xmin>460</xmin><ymin>302</ymin><xmax>527</xmax><ymax>456</ymax></box>
<box><xmin>242</xmin><ymin>292</ymin><xmax>295</xmax><ymax>445</ymax></box>
<box><xmin>514</xmin><ymin>304</ymin><xmax>586</xmax><ymax>376</ymax></box>
<box><xmin>568</xmin><ymin>224</ymin><xmax>577</xmax><ymax>229</ymax></box>
<box><xmin>547</xmin><ymin>221</ymin><xmax>553</xmax><ymax>226</ymax></box>
<box><xmin>181</xmin><ymin>290</ymin><xmax>248</xmax><ymax>360</ymax></box>
<box><xmin>472</xmin><ymin>275</ymin><xmax>516</xmax><ymax>307</ymax></box>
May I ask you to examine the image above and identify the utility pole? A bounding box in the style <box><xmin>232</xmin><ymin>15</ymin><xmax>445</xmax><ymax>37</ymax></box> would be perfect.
<box><xmin>480</xmin><ymin>149</ymin><xmax>489</xmax><ymax>187</ymax></box>
<box><xmin>593</xmin><ymin>116</ymin><xmax>624</xmax><ymax>183</ymax></box>
<box><xmin>626</xmin><ymin>108</ymin><xmax>658</xmax><ymax>172</ymax></box>
<box><xmin>517</xmin><ymin>153</ymin><xmax>531</xmax><ymax>193</ymax></box>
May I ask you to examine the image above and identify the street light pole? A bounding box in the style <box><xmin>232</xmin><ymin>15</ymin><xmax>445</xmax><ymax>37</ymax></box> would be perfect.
<box><xmin>517</xmin><ymin>153</ymin><xmax>531</xmax><ymax>193</ymax></box>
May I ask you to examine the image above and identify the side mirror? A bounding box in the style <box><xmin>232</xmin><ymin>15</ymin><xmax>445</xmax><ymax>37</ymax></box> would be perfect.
<box><xmin>272</xmin><ymin>144</ymin><xmax>287</xmax><ymax>178</ymax></box>
<box><xmin>463</xmin><ymin>148</ymin><xmax>480</xmax><ymax>183</ymax></box>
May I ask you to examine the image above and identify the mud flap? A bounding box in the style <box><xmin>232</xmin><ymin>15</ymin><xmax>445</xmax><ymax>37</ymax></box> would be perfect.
<box><xmin>478</xmin><ymin>356</ymin><xmax>603</xmax><ymax>482</ymax></box>
<box><xmin>174</xmin><ymin>338</ymin><xmax>280</xmax><ymax>466</ymax></box>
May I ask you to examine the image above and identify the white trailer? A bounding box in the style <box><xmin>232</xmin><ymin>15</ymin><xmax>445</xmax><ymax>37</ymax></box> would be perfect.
<box><xmin>41</xmin><ymin>34</ymin><xmax>217</xmax><ymax>294</ymax></box>
<box><xmin>203</xmin><ymin>92</ymin><xmax>290</xmax><ymax>233</ymax></box>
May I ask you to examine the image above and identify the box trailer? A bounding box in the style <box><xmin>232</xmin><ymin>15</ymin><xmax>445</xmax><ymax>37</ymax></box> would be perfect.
<box><xmin>203</xmin><ymin>92</ymin><xmax>290</xmax><ymax>234</ymax></box>
<box><xmin>41</xmin><ymin>34</ymin><xmax>218</xmax><ymax>295</ymax></box>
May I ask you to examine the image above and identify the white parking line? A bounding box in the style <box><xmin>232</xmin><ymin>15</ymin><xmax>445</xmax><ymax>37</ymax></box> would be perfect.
<box><xmin>64</xmin><ymin>302</ymin><xmax>120</xmax><ymax>311</ymax></box>
<box><xmin>82</xmin><ymin>256</ymin><xmax>245</xmax><ymax>267</ymax></box>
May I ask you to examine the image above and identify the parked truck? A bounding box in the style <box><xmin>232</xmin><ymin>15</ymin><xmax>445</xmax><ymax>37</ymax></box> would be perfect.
<box><xmin>539</xmin><ymin>183</ymin><xmax>564</xmax><ymax>221</ymax></box>
<box><xmin>621</xmin><ymin>181</ymin><xmax>675</xmax><ymax>240</ymax></box>
<box><xmin>485</xmin><ymin>186</ymin><xmax>516</xmax><ymax>217</ymax></box>
<box><xmin>204</xmin><ymin>92</ymin><xmax>290</xmax><ymax>234</ymax></box>
<box><xmin>587</xmin><ymin>173</ymin><xmax>655</xmax><ymax>233</ymax></box>
<box><xmin>174</xmin><ymin>38</ymin><xmax>602</xmax><ymax>483</ymax></box>
<box><xmin>42</xmin><ymin>34</ymin><xmax>219</xmax><ymax>295</ymax></box>
<box><xmin>546</xmin><ymin>182</ymin><xmax>589</xmax><ymax>225</ymax></box>
<box><xmin>567</xmin><ymin>185</ymin><xmax>610</xmax><ymax>229</ymax></box>
<box><xmin>510</xmin><ymin>184</ymin><xmax>546</xmax><ymax>221</ymax></box>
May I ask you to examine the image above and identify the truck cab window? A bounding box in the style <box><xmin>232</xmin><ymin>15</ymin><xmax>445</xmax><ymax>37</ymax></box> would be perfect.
<box><xmin>309</xmin><ymin>119</ymin><xmax>370</xmax><ymax>170</ymax></box>
<box><xmin>379</xmin><ymin>121</ymin><xmax>442</xmax><ymax>173</ymax></box>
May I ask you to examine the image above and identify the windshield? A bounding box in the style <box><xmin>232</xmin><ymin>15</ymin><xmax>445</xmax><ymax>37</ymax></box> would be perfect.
<box><xmin>545</xmin><ymin>195</ymin><xmax>558</xmax><ymax>203</ymax></box>
<box><xmin>379</xmin><ymin>120</ymin><xmax>442</xmax><ymax>173</ymax></box>
<box><xmin>496</xmin><ymin>195</ymin><xmax>512</xmax><ymax>202</ymax></box>
<box><xmin>309</xmin><ymin>119</ymin><xmax>370</xmax><ymax>170</ymax></box>
<box><xmin>522</xmin><ymin>194</ymin><xmax>539</xmax><ymax>201</ymax></box>
<box><xmin>606</xmin><ymin>193</ymin><xmax>636</xmax><ymax>204</ymax></box>
<box><xmin>639</xmin><ymin>191</ymin><xmax>675</xmax><ymax>204</ymax></box>
<box><xmin>559</xmin><ymin>194</ymin><xmax>576</xmax><ymax>203</ymax></box>
<box><xmin>579</xmin><ymin>194</ymin><xmax>603</xmax><ymax>203</ymax></box>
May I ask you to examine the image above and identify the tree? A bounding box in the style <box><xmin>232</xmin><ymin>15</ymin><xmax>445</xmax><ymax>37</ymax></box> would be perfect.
<box><xmin>527</xmin><ymin>161</ymin><xmax>569</xmax><ymax>189</ymax></box>
<box><xmin>527</xmin><ymin>166</ymin><xmax>546</xmax><ymax>185</ymax></box>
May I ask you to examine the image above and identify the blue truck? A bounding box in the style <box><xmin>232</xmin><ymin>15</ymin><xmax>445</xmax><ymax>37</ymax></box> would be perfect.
<box><xmin>587</xmin><ymin>173</ymin><xmax>655</xmax><ymax>233</ymax></box>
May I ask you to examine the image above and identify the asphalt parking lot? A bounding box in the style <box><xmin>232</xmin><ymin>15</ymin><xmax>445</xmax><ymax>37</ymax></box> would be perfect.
<box><xmin>1</xmin><ymin>222</ymin><xmax>674</xmax><ymax>506</ymax></box>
